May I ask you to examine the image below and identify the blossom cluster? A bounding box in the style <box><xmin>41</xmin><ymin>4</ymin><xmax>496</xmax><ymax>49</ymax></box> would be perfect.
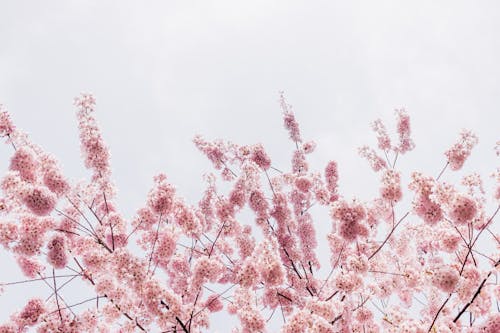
<box><xmin>0</xmin><ymin>94</ymin><xmax>498</xmax><ymax>333</ymax></box>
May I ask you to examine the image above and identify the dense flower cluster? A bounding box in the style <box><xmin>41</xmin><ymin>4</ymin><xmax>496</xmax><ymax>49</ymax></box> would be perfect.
<box><xmin>0</xmin><ymin>94</ymin><xmax>498</xmax><ymax>333</ymax></box>
<box><xmin>445</xmin><ymin>130</ymin><xmax>479</xmax><ymax>171</ymax></box>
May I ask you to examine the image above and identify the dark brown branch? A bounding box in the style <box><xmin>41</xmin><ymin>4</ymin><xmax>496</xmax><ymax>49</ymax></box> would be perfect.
<box><xmin>369</xmin><ymin>211</ymin><xmax>409</xmax><ymax>260</ymax></box>
<box><xmin>453</xmin><ymin>271</ymin><xmax>493</xmax><ymax>323</ymax></box>
<box><xmin>175</xmin><ymin>317</ymin><xmax>189</xmax><ymax>333</ymax></box>
<box><xmin>52</xmin><ymin>269</ymin><xmax>63</xmax><ymax>322</ymax></box>
<box><xmin>427</xmin><ymin>293</ymin><xmax>451</xmax><ymax>332</ymax></box>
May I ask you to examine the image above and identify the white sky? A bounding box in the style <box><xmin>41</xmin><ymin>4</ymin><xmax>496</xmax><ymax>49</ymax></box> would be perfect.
<box><xmin>0</xmin><ymin>0</ymin><xmax>499</xmax><ymax>330</ymax></box>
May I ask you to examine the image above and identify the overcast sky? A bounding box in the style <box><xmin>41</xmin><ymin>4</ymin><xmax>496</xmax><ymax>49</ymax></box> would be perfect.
<box><xmin>1</xmin><ymin>0</ymin><xmax>499</xmax><ymax>330</ymax></box>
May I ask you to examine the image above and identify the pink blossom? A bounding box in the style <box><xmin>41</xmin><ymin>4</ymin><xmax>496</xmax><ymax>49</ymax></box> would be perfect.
<box><xmin>193</xmin><ymin>135</ymin><xmax>227</xmax><ymax>170</ymax></box>
<box><xmin>331</xmin><ymin>200</ymin><xmax>367</xmax><ymax>241</ymax></box>
<box><xmin>439</xmin><ymin>230</ymin><xmax>461</xmax><ymax>252</ymax></box>
<box><xmin>355</xmin><ymin>308</ymin><xmax>373</xmax><ymax>323</ymax></box>
<box><xmin>18</xmin><ymin>298</ymin><xmax>45</xmax><ymax>327</ymax></box>
<box><xmin>148</xmin><ymin>174</ymin><xmax>175</xmax><ymax>215</ymax></box>
<box><xmin>229</xmin><ymin>180</ymin><xmax>246</xmax><ymax>208</ymax></box>
<box><xmin>43</xmin><ymin>169</ymin><xmax>69</xmax><ymax>196</ymax></box>
<box><xmin>193</xmin><ymin>256</ymin><xmax>223</xmax><ymax>287</ymax></box>
<box><xmin>152</xmin><ymin>230</ymin><xmax>177</xmax><ymax>268</ymax></box>
<box><xmin>0</xmin><ymin>94</ymin><xmax>497</xmax><ymax>332</ymax></box>
<box><xmin>250</xmin><ymin>144</ymin><xmax>271</xmax><ymax>170</ymax></box>
<box><xmin>257</xmin><ymin>242</ymin><xmax>284</xmax><ymax>286</ymax></box>
<box><xmin>302</xmin><ymin>140</ymin><xmax>316</xmax><ymax>154</ymax></box>
<box><xmin>174</xmin><ymin>201</ymin><xmax>200</xmax><ymax>235</ymax></box>
<box><xmin>292</xmin><ymin>150</ymin><xmax>308</xmax><ymax>173</ymax></box>
<box><xmin>0</xmin><ymin>324</ymin><xmax>16</xmax><ymax>333</ymax></box>
<box><xmin>248</xmin><ymin>190</ymin><xmax>269</xmax><ymax>218</ymax></box>
<box><xmin>75</xmin><ymin>93</ymin><xmax>111</xmax><ymax>179</ymax></box>
<box><xmin>22</xmin><ymin>185</ymin><xmax>57</xmax><ymax>216</ymax></box>
<box><xmin>133</xmin><ymin>207</ymin><xmax>157</xmax><ymax>230</ymax></box>
<box><xmin>0</xmin><ymin>106</ymin><xmax>15</xmax><ymax>138</ymax></box>
<box><xmin>449</xmin><ymin>193</ymin><xmax>477</xmax><ymax>224</ymax></box>
<box><xmin>295</xmin><ymin>176</ymin><xmax>312</xmax><ymax>193</ymax></box>
<box><xmin>280</xmin><ymin>92</ymin><xmax>302</xmax><ymax>143</ymax></box>
<box><xmin>358</xmin><ymin>146</ymin><xmax>387</xmax><ymax>172</ymax></box>
<box><xmin>445</xmin><ymin>129</ymin><xmax>478</xmax><ymax>171</ymax></box>
<box><xmin>106</xmin><ymin>232</ymin><xmax>128</xmax><ymax>249</ymax></box>
<box><xmin>236</xmin><ymin>226</ymin><xmax>254</xmax><ymax>259</ymax></box>
<box><xmin>239</xmin><ymin>308</ymin><xmax>265</xmax><ymax>331</ymax></box>
<box><xmin>334</xmin><ymin>271</ymin><xmax>362</xmax><ymax>292</ymax></box>
<box><xmin>431</xmin><ymin>266</ymin><xmax>459</xmax><ymax>293</ymax></box>
<box><xmin>15</xmin><ymin>216</ymin><xmax>52</xmax><ymax>256</ymax></box>
<box><xmin>47</xmin><ymin>235</ymin><xmax>68</xmax><ymax>269</ymax></box>
<box><xmin>9</xmin><ymin>148</ymin><xmax>38</xmax><ymax>182</ymax></box>
<box><xmin>17</xmin><ymin>256</ymin><xmax>44</xmax><ymax>278</ymax></box>
<box><xmin>205</xmin><ymin>295</ymin><xmax>223</xmax><ymax>312</ymax></box>
<box><xmin>325</xmin><ymin>160</ymin><xmax>339</xmax><ymax>195</ymax></box>
<box><xmin>478</xmin><ymin>313</ymin><xmax>500</xmax><ymax>333</ymax></box>
<box><xmin>282</xmin><ymin>310</ymin><xmax>312</xmax><ymax>333</ymax></box>
<box><xmin>380</xmin><ymin>169</ymin><xmax>402</xmax><ymax>202</ymax></box>
<box><xmin>371</xmin><ymin>119</ymin><xmax>391</xmax><ymax>151</ymax></box>
<box><xmin>0</xmin><ymin>222</ymin><xmax>18</xmax><ymax>249</ymax></box>
<box><xmin>238</xmin><ymin>261</ymin><xmax>259</xmax><ymax>287</ymax></box>
<box><xmin>394</xmin><ymin>108</ymin><xmax>415</xmax><ymax>154</ymax></box>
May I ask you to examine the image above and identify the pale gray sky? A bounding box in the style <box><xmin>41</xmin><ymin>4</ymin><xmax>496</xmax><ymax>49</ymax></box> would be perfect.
<box><xmin>1</xmin><ymin>0</ymin><xmax>499</xmax><ymax>330</ymax></box>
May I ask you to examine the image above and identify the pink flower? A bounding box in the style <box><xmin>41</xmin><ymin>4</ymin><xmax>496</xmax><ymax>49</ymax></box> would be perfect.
<box><xmin>292</xmin><ymin>150</ymin><xmax>308</xmax><ymax>173</ymax></box>
<box><xmin>295</xmin><ymin>176</ymin><xmax>312</xmax><ymax>193</ymax></box>
<box><xmin>193</xmin><ymin>135</ymin><xmax>228</xmax><ymax>171</ymax></box>
<box><xmin>0</xmin><ymin>106</ymin><xmax>15</xmax><ymax>137</ymax></box>
<box><xmin>236</xmin><ymin>226</ymin><xmax>254</xmax><ymax>259</ymax></box>
<box><xmin>431</xmin><ymin>266</ymin><xmax>459</xmax><ymax>293</ymax></box>
<box><xmin>248</xmin><ymin>190</ymin><xmax>269</xmax><ymax>218</ymax></box>
<box><xmin>331</xmin><ymin>200</ymin><xmax>367</xmax><ymax>241</ymax></box>
<box><xmin>43</xmin><ymin>169</ymin><xmax>69</xmax><ymax>196</ymax></box>
<box><xmin>22</xmin><ymin>185</ymin><xmax>57</xmax><ymax>216</ymax></box>
<box><xmin>280</xmin><ymin>92</ymin><xmax>302</xmax><ymax>143</ymax></box>
<box><xmin>394</xmin><ymin>108</ymin><xmax>415</xmax><ymax>154</ymax></box>
<box><xmin>17</xmin><ymin>256</ymin><xmax>44</xmax><ymax>278</ymax></box>
<box><xmin>0</xmin><ymin>324</ymin><xmax>16</xmax><ymax>333</ymax></box>
<box><xmin>106</xmin><ymin>232</ymin><xmax>128</xmax><ymax>249</ymax></box>
<box><xmin>479</xmin><ymin>313</ymin><xmax>500</xmax><ymax>333</ymax></box>
<box><xmin>240</xmin><ymin>308</ymin><xmax>265</xmax><ymax>331</ymax></box>
<box><xmin>445</xmin><ymin>129</ymin><xmax>478</xmax><ymax>171</ymax></box>
<box><xmin>229</xmin><ymin>180</ymin><xmax>246</xmax><ymax>208</ymax></box>
<box><xmin>174</xmin><ymin>202</ymin><xmax>200</xmax><ymax>235</ymax></box>
<box><xmin>439</xmin><ymin>230</ymin><xmax>461</xmax><ymax>252</ymax></box>
<box><xmin>205</xmin><ymin>295</ymin><xmax>223</xmax><ymax>312</ymax></box>
<box><xmin>152</xmin><ymin>230</ymin><xmax>177</xmax><ymax>268</ymax></box>
<box><xmin>18</xmin><ymin>298</ymin><xmax>45</xmax><ymax>326</ymax></box>
<box><xmin>75</xmin><ymin>93</ymin><xmax>111</xmax><ymax>179</ymax></box>
<box><xmin>15</xmin><ymin>216</ymin><xmax>52</xmax><ymax>256</ymax></box>
<box><xmin>302</xmin><ymin>141</ymin><xmax>316</xmax><ymax>154</ymax></box>
<box><xmin>371</xmin><ymin>119</ymin><xmax>391</xmax><ymax>151</ymax></box>
<box><xmin>413</xmin><ymin>195</ymin><xmax>443</xmax><ymax>225</ymax></box>
<box><xmin>148</xmin><ymin>174</ymin><xmax>175</xmax><ymax>215</ymax></box>
<box><xmin>355</xmin><ymin>308</ymin><xmax>373</xmax><ymax>323</ymax></box>
<box><xmin>250</xmin><ymin>144</ymin><xmax>271</xmax><ymax>170</ymax></box>
<box><xmin>325</xmin><ymin>161</ymin><xmax>339</xmax><ymax>194</ymax></box>
<box><xmin>358</xmin><ymin>146</ymin><xmax>387</xmax><ymax>172</ymax></box>
<box><xmin>9</xmin><ymin>148</ymin><xmax>38</xmax><ymax>182</ymax></box>
<box><xmin>47</xmin><ymin>235</ymin><xmax>68</xmax><ymax>269</ymax></box>
<box><xmin>0</xmin><ymin>222</ymin><xmax>18</xmax><ymax>249</ymax></box>
<box><xmin>261</xmin><ymin>260</ymin><xmax>284</xmax><ymax>286</ymax></box>
<box><xmin>238</xmin><ymin>261</ymin><xmax>259</xmax><ymax>287</ymax></box>
<box><xmin>1</xmin><ymin>93</ymin><xmax>499</xmax><ymax>333</ymax></box>
<box><xmin>379</xmin><ymin>170</ymin><xmax>402</xmax><ymax>202</ymax></box>
<box><xmin>449</xmin><ymin>194</ymin><xmax>477</xmax><ymax>224</ymax></box>
<box><xmin>257</xmin><ymin>242</ymin><xmax>284</xmax><ymax>286</ymax></box>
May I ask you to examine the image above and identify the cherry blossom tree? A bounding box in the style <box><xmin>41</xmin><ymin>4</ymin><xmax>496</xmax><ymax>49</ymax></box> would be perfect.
<box><xmin>0</xmin><ymin>93</ymin><xmax>498</xmax><ymax>332</ymax></box>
